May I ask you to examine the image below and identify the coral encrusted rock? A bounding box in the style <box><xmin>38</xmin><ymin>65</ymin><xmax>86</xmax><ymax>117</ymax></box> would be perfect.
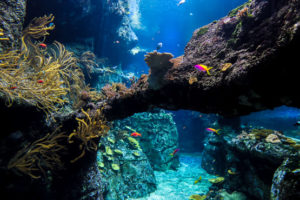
<box><xmin>145</xmin><ymin>51</ymin><xmax>174</xmax><ymax>89</ymax></box>
<box><xmin>201</xmin><ymin>129</ymin><xmax>300</xmax><ymax>200</ymax></box>
<box><xmin>113</xmin><ymin>109</ymin><xmax>180</xmax><ymax>171</ymax></box>
<box><xmin>0</xmin><ymin>0</ymin><xmax>26</xmax><ymax>51</ymax></box>
<box><xmin>101</xmin><ymin>0</ymin><xmax>300</xmax><ymax>121</ymax></box>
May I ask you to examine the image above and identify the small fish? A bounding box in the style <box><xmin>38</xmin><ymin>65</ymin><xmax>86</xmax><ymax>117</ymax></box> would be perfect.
<box><xmin>177</xmin><ymin>0</ymin><xmax>186</xmax><ymax>6</ymax></box>
<box><xmin>37</xmin><ymin>80</ymin><xmax>44</xmax><ymax>83</ymax></box>
<box><xmin>125</xmin><ymin>125</ymin><xmax>136</xmax><ymax>132</ymax></box>
<box><xmin>39</xmin><ymin>43</ymin><xmax>47</xmax><ymax>48</ymax></box>
<box><xmin>194</xmin><ymin>64</ymin><xmax>213</xmax><ymax>75</ymax></box>
<box><xmin>194</xmin><ymin>176</ymin><xmax>202</xmax><ymax>184</ymax></box>
<box><xmin>170</xmin><ymin>148</ymin><xmax>180</xmax><ymax>157</ymax></box>
<box><xmin>228</xmin><ymin>169</ymin><xmax>237</xmax><ymax>175</ymax></box>
<box><xmin>10</xmin><ymin>86</ymin><xmax>17</xmax><ymax>90</ymax></box>
<box><xmin>131</xmin><ymin>132</ymin><xmax>141</xmax><ymax>137</ymax></box>
<box><xmin>114</xmin><ymin>40</ymin><xmax>120</xmax><ymax>44</ymax></box>
<box><xmin>48</xmin><ymin>22</ymin><xmax>54</xmax><ymax>27</ymax></box>
<box><xmin>206</xmin><ymin>128</ymin><xmax>220</xmax><ymax>135</ymax></box>
<box><xmin>156</xmin><ymin>42</ymin><xmax>163</xmax><ymax>50</ymax></box>
<box><xmin>293</xmin><ymin>121</ymin><xmax>300</xmax><ymax>126</ymax></box>
<box><xmin>292</xmin><ymin>168</ymin><xmax>300</xmax><ymax>174</ymax></box>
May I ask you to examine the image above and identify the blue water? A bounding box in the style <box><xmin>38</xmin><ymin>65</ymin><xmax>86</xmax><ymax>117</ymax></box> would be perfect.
<box><xmin>126</xmin><ymin>0</ymin><xmax>247</xmax><ymax>74</ymax></box>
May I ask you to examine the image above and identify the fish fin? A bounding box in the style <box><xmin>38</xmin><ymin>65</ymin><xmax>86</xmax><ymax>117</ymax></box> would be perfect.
<box><xmin>207</xmin><ymin>67</ymin><xmax>213</xmax><ymax>75</ymax></box>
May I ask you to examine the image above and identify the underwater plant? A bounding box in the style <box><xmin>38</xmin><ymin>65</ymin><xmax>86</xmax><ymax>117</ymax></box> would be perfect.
<box><xmin>79</xmin><ymin>51</ymin><xmax>99</xmax><ymax>78</ymax></box>
<box><xmin>100</xmin><ymin>82</ymin><xmax>132</xmax><ymax>100</ymax></box>
<box><xmin>21</xmin><ymin>14</ymin><xmax>55</xmax><ymax>58</ymax></box>
<box><xmin>0</xmin><ymin>15</ymin><xmax>87</xmax><ymax>118</ymax></box>
<box><xmin>0</xmin><ymin>28</ymin><xmax>9</xmax><ymax>41</ymax></box>
<box><xmin>68</xmin><ymin>108</ymin><xmax>110</xmax><ymax>163</ymax></box>
<box><xmin>8</xmin><ymin>127</ymin><xmax>66</xmax><ymax>179</ymax></box>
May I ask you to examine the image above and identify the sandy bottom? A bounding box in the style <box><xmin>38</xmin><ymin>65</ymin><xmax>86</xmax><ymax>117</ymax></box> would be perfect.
<box><xmin>133</xmin><ymin>153</ymin><xmax>215</xmax><ymax>200</ymax></box>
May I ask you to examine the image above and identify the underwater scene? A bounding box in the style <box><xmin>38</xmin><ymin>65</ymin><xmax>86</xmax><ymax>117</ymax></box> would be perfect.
<box><xmin>0</xmin><ymin>0</ymin><xmax>300</xmax><ymax>200</ymax></box>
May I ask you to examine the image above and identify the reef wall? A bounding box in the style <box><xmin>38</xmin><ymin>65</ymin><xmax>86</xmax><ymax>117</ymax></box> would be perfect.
<box><xmin>202</xmin><ymin>129</ymin><xmax>300</xmax><ymax>200</ymax></box>
<box><xmin>0</xmin><ymin>0</ymin><xmax>26</xmax><ymax>51</ymax></box>
<box><xmin>25</xmin><ymin>0</ymin><xmax>137</xmax><ymax>66</ymax></box>
<box><xmin>101</xmin><ymin>0</ymin><xmax>300</xmax><ymax>120</ymax></box>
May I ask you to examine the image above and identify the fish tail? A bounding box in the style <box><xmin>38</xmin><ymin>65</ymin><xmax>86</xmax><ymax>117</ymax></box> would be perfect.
<box><xmin>207</xmin><ymin>67</ymin><xmax>213</xmax><ymax>75</ymax></box>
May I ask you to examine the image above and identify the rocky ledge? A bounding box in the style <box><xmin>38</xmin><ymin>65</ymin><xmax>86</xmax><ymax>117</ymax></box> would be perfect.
<box><xmin>201</xmin><ymin>129</ymin><xmax>300</xmax><ymax>200</ymax></box>
<box><xmin>101</xmin><ymin>0</ymin><xmax>300</xmax><ymax>120</ymax></box>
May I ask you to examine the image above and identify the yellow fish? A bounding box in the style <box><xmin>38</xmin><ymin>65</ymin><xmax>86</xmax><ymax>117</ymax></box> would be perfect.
<box><xmin>228</xmin><ymin>169</ymin><xmax>237</xmax><ymax>175</ymax></box>
<box><xmin>194</xmin><ymin>64</ymin><xmax>213</xmax><ymax>75</ymax></box>
<box><xmin>194</xmin><ymin>176</ymin><xmax>202</xmax><ymax>184</ymax></box>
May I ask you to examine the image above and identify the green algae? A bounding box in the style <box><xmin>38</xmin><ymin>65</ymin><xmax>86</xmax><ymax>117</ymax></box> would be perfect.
<box><xmin>197</xmin><ymin>27</ymin><xmax>209</xmax><ymax>37</ymax></box>
<box><xmin>228</xmin><ymin>0</ymin><xmax>252</xmax><ymax>17</ymax></box>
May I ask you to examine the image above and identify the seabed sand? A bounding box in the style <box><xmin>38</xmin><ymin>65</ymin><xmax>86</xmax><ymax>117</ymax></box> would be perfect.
<box><xmin>134</xmin><ymin>153</ymin><xmax>215</xmax><ymax>200</ymax></box>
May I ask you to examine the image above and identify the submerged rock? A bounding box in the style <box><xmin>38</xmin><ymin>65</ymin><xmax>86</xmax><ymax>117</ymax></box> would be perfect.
<box><xmin>0</xmin><ymin>0</ymin><xmax>26</xmax><ymax>51</ymax></box>
<box><xmin>102</xmin><ymin>0</ymin><xmax>300</xmax><ymax>120</ymax></box>
<box><xmin>271</xmin><ymin>158</ymin><xmax>300</xmax><ymax>200</ymax></box>
<box><xmin>201</xmin><ymin>129</ymin><xmax>300</xmax><ymax>200</ymax></box>
<box><xmin>113</xmin><ymin>109</ymin><xmax>180</xmax><ymax>171</ymax></box>
<box><xmin>97</xmin><ymin>129</ymin><xmax>156</xmax><ymax>199</ymax></box>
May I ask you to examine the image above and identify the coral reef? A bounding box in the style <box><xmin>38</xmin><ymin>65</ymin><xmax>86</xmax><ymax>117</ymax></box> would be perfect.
<box><xmin>7</xmin><ymin>127</ymin><xmax>66</xmax><ymax>179</ymax></box>
<box><xmin>145</xmin><ymin>51</ymin><xmax>174</xmax><ymax>89</ymax></box>
<box><xmin>219</xmin><ymin>190</ymin><xmax>247</xmax><ymax>200</ymax></box>
<box><xmin>100</xmin><ymin>0</ymin><xmax>300</xmax><ymax>120</ymax></box>
<box><xmin>113</xmin><ymin>109</ymin><xmax>180</xmax><ymax>171</ymax></box>
<box><xmin>0</xmin><ymin>15</ymin><xmax>86</xmax><ymax>118</ymax></box>
<box><xmin>0</xmin><ymin>0</ymin><xmax>26</xmax><ymax>51</ymax></box>
<box><xmin>79</xmin><ymin>51</ymin><xmax>98</xmax><ymax>78</ymax></box>
<box><xmin>201</xmin><ymin>129</ymin><xmax>300</xmax><ymax>199</ymax></box>
<box><xmin>68</xmin><ymin>108</ymin><xmax>109</xmax><ymax>163</ymax></box>
<box><xmin>271</xmin><ymin>158</ymin><xmax>300</xmax><ymax>200</ymax></box>
<box><xmin>96</xmin><ymin>129</ymin><xmax>156</xmax><ymax>199</ymax></box>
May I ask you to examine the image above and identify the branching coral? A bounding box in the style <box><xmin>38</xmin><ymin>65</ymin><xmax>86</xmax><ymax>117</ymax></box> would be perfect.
<box><xmin>0</xmin><ymin>15</ymin><xmax>86</xmax><ymax>118</ymax></box>
<box><xmin>0</xmin><ymin>28</ymin><xmax>9</xmax><ymax>41</ymax></box>
<box><xmin>0</xmin><ymin>41</ymin><xmax>84</xmax><ymax>117</ymax></box>
<box><xmin>68</xmin><ymin>108</ymin><xmax>110</xmax><ymax>163</ymax></box>
<box><xmin>79</xmin><ymin>51</ymin><xmax>99</xmax><ymax>78</ymax></box>
<box><xmin>237</xmin><ymin>7</ymin><xmax>249</xmax><ymax>19</ymax></box>
<box><xmin>100</xmin><ymin>82</ymin><xmax>132</xmax><ymax>100</ymax></box>
<box><xmin>21</xmin><ymin>14</ymin><xmax>55</xmax><ymax>59</ymax></box>
<box><xmin>8</xmin><ymin>127</ymin><xmax>66</xmax><ymax>179</ymax></box>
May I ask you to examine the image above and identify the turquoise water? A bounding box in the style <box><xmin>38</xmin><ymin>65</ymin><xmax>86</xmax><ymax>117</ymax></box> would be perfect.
<box><xmin>134</xmin><ymin>154</ymin><xmax>215</xmax><ymax>200</ymax></box>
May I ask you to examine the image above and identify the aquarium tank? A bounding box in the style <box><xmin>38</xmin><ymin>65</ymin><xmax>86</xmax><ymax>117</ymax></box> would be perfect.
<box><xmin>0</xmin><ymin>0</ymin><xmax>299</xmax><ymax>200</ymax></box>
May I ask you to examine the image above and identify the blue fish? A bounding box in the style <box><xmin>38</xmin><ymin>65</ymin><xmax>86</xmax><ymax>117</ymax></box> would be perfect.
<box><xmin>292</xmin><ymin>168</ymin><xmax>300</xmax><ymax>174</ymax></box>
<box><xmin>48</xmin><ymin>23</ymin><xmax>54</xmax><ymax>27</ymax></box>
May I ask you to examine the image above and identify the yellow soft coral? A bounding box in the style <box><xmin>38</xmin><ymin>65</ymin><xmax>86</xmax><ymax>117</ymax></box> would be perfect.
<box><xmin>68</xmin><ymin>108</ymin><xmax>110</xmax><ymax>163</ymax></box>
<box><xmin>8</xmin><ymin>127</ymin><xmax>66</xmax><ymax>179</ymax></box>
<box><xmin>0</xmin><ymin>15</ymin><xmax>85</xmax><ymax>118</ymax></box>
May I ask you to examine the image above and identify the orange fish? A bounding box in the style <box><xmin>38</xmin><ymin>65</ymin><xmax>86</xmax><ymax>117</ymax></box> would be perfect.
<box><xmin>39</xmin><ymin>43</ymin><xmax>47</xmax><ymax>48</ymax></box>
<box><xmin>10</xmin><ymin>86</ymin><xmax>17</xmax><ymax>90</ymax></box>
<box><xmin>131</xmin><ymin>132</ymin><xmax>141</xmax><ymax>137</ymax></box>
<box><xmin>37</xmin><ymin>80</ymin><xmax>44</xmax><ymax>83</ymax></box>
<box><xmin>170</xmin><ymin>148</ymin><xmax>180</xmax><ymax>157</ymax></box>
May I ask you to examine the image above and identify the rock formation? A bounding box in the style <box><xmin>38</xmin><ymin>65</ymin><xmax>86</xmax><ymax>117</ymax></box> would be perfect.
<box><xmin>0</xmin><ymin>0</ymin><xmax>26</xmax><ymax>51</ymax></box>
<box><xmin>201</xmin><ymin>129</ymin><xmax>300</xmax><ymax>200</ymax></box>
<box><xmin>102</xmin><ymin>0</ymin><xmax>300</xmax><ymax>120</ymax></box>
